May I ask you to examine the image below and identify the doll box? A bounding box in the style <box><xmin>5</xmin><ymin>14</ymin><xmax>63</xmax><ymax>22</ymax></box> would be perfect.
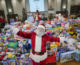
<box><xmin>74</xmin><ymin>53</ymin><xmax>80</xmax><ymax>61</ymax></box>
<box><xmin>60</xmin><ymin>50</ymin><xmax>76</xmax><ymax>63</ymax></box>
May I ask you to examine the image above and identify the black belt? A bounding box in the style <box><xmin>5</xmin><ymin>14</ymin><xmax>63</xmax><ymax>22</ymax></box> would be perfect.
<box><xmin>32</xmin><ymin>50</ymin><xmax>46</xmax><ymax>55</ymax></box>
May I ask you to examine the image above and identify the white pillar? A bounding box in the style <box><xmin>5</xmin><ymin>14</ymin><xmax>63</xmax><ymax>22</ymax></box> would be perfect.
<box><xmin>67</xmin><ymin>0</ymin><xmax>71</xmax><ymax>14</ymax></box>
<box><xmin>55</xmin><ymin>0</ymin><xmax>61</xmax><ymax>11</ymax></box>
<box><xmin>0</xmin><ymin>0</ymin><xmax>8</xmax><ymax>21</ymax></box>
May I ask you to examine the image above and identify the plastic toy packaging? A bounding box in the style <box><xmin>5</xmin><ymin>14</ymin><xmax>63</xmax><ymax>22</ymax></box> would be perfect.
<box><xmin>50</xmin><ymin>44</ymin><xmax>57</xmax><ymax>54</ymax></box>
<box><xmin>74</xmin><ymin>52</ymin><xmax>80</xmax><ymax>61</ymax></box>
<box><xmin>60</xmin><ymin>50</ymin><xmax>76</xmax><ymax>63</ymax></box>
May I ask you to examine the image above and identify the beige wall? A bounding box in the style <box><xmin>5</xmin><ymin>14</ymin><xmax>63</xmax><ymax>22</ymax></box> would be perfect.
<box><xmin>11</xmin><ymin>0</ymin><xmax>25</xmax><ymax>17</ymax></box>
<box><xmin>0</xmin><ymin>0</ymin><xmax>7</xmax><ymax>20</ymax></box>
<box><xmin>0</xmin><ymin>0</ymin><xmax>61</xmax><ymax>17</ymax></box>
<box><xmin>67</xmin><ymin>0</ymin><xmax>80</xmax><ymax>14</ymax></box>
<box><xmin>1</xmin><ymin>0</ymin><xmax>80</xmax><ymax>20</ymax></box>
<box><xmin>48</xmin><ymin>0</ymin><xmax>61</xmax><ymax>14</ymax></box>
<box><xmin>67</xmin><ymin>0</ymin><xmax>71</xmax><ymax>14</ymax></box>
<box><xmin>71</xmin><ymin>0</ymin><xmax>80</xmax><ymax>5</ymax></box>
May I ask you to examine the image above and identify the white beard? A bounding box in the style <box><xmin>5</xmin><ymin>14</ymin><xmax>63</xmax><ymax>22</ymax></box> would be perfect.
<box><xmin>35</xmin><ymin>30</ymin><xmax>45</xmax><ymax>36</ymax></box>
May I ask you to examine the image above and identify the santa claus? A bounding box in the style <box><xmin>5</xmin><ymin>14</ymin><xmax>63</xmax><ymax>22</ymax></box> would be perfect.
<box><xmin>11</xmin><ymin>24</ymin><xmax>60</xmax><ymax>65</ymax></box>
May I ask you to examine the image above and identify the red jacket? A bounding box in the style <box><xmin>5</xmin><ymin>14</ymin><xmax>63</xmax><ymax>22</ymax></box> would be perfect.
<box><xmin>17</xmin><ymin>31</ymin><xmax>60</xmax><ymax>52</ymax></box>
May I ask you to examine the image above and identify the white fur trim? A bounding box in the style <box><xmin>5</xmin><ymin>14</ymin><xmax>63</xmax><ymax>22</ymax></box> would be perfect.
<box><xmin>30</xmin><ymin>51</ymin><xmax>47</xmax><ymax>62</ymax></box>
<box><xmin>12</xmin><ymin>28</ymin><xmax>19</xmax><ymax>35</ymax></box>
<box><xmin>37</xmin><ymin>25</ymin><xmax>45</xmax><ymax>30</ymax></box>
<box><xmin>35</xmin><ymin>36</ymin><xmax>42</xmax><ymax>52</ymax></box>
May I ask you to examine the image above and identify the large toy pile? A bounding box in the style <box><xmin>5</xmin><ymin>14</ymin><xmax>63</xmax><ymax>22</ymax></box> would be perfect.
<box><xmin>0</xmin><ymin>18</ymin><xmax>80</xmax><ymax>65</ymax></box>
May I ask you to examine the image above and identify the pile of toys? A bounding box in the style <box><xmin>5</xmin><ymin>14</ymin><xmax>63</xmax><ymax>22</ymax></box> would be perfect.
<box><xmin>0</xmin><ymin>22</ymin><xmax>33</xmax><ymax>65</ymax></box>
<box><xmin>0</xmin><ymin>18</ymin><xmax>80</xmax><ymax>64</ymax></box>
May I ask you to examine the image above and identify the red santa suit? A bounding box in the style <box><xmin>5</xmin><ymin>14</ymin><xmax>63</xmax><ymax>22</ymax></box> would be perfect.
<box><xmin>12</xmin><ymin>25</ymin><xmax>60</xmax><ymax>65</ymax></box>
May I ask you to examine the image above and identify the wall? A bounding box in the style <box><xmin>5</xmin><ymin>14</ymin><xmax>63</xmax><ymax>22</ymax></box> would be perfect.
<box><xmin>67</xmin><ymin>0</ymin><xmax>80</xmax><ymax>14</ymax></box>
<box><xmin>11</xmin><ymin>0</ymin><xmax>25</xmax><ymax>17</ymax></box>
<box><xmin>71</xmin><ymin>0</ymin><xmax>80</xmax><ymax>5</ymax></box>
<box><xmin>67</xmin><ymin>0</ymin><xmax>71</xmax><ymax>14</ymax></box>
<box><xmin>48</xmin><ymin>0</ymin><xmax>61</xmax><ymax>14</ymax></box>
<box><xmin>0</xmin><ymin>0</ymin><xmax>7</xmax><ymax>20</ymax></box>
<box><xmin>0</xmin><ymin>0</ymin><xmax>62</xmax><ymax>18</ymax></box>
<box><xmin>56</xmin><ymin>0</ymin><xmax>61</xmax><ymax>11</ymax></box>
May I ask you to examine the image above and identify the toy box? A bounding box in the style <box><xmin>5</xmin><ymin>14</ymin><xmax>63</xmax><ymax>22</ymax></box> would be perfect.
<box><xmin>8</xmin><ymin>42</ymin><xmax>18</xmax><ymax>49</ymax></box>
<box><xmin>16</xmin><ymin>57</ymin><xmax>31</xmax><ymax>65</ymax></box>
<box><xmin>74</xmin><ymin>52</ymin><xmax>80</xmax><ymax>62</ymax></box>
<box><xmin>60</xmin><ymin>50</ymin><xmax>76</xmax><ymax>63</ymax></box>
<box><xmin>50</xmin><ymin>44</ymin><xmax>57</xmax><ymax>54</ymax></box>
